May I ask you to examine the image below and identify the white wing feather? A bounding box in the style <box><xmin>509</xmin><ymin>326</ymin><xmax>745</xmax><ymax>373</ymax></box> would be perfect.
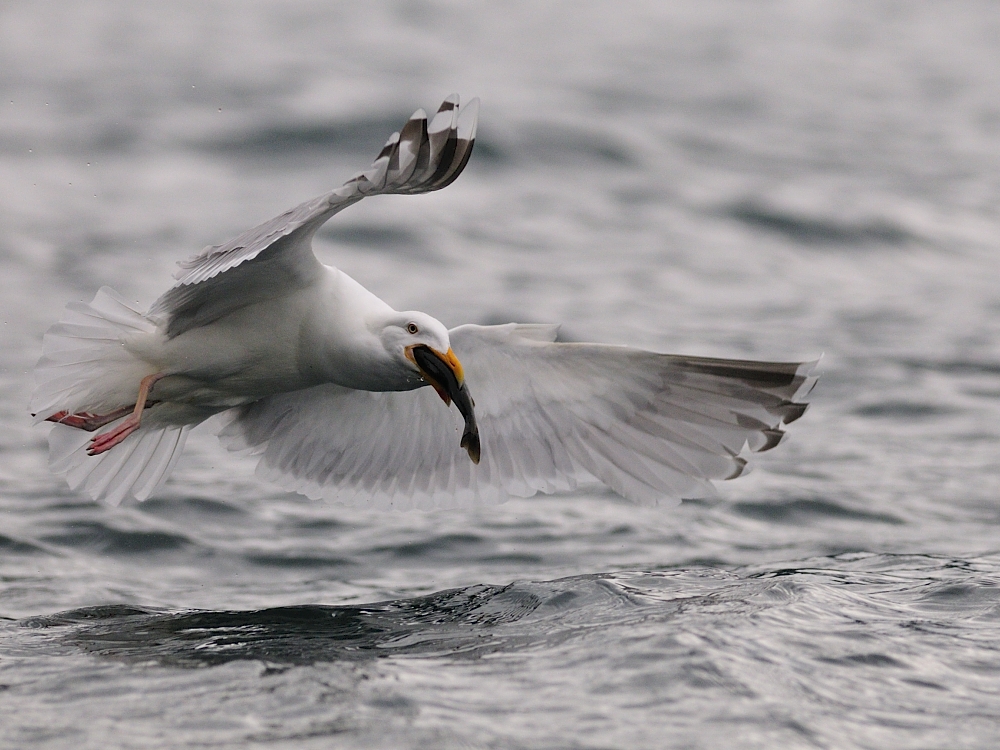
<box><xmin>149</xmin><ymin>95</ymin><xmax>479</xmax><ymax>338</ymax></box>
<box><xmin>218</xmin><ymin>324</ymin><xmax>818</xmax><ymax>508</ymax></box>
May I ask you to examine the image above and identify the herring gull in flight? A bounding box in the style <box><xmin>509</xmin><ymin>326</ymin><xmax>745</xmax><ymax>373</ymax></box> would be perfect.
<box><xmin>31</xmin><ymin>95</ymin><xmax>817</xmax><ymax>508</ymax></box>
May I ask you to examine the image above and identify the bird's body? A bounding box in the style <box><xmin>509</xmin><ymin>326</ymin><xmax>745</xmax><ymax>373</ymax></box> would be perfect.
<box><xmin>33</xmin><ymin>96</ymin><xmax>817</xmax><ymax>508</ymax></box>
<box><xmin>128</xmin><ymin>266</ymin><xmax>422</xmax><ymax>413</ymax></box>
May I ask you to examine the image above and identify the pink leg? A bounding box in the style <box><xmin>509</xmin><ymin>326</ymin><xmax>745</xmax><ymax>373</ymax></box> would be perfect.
<box><xmin>87</xmin><ymin>373</ymin><xmax>163</xmax><ymax>456</ymax></box>
<box><xmin>46</xmin><ymin>407</ymin><xmax>133</xmax><ymax>432</ymax></box>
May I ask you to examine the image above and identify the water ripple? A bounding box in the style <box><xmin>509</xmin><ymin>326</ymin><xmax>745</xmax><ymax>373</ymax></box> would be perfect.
<box><xmin>19</xmin><ymin>555</ymin><xmax>1000</xmax><ymax>673</ymax></box>
<box><xmin>37</xmin><ymin>522</ymin><xmax>194</xmax><ymax>556</ymax></box>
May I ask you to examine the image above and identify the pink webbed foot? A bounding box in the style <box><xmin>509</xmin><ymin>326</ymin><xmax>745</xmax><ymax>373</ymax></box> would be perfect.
<box><xmin>46</xmin><ymin>407</ymin><xmax>132</xmax><ymax>432</ymax></box>
<box><xmin>84</xmin><ymin>372</ymin><xmax>164</xmax><ymax>456</ymax></box>
<box><xmin>87</xmin><ymin>415</ymin><xmax>142</xmax><ymax>455</ymax></box>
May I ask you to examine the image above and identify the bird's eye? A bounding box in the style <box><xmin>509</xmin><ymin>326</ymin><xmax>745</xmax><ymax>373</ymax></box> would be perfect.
<box><xmin>406</xmin><ymin>322</ymin><xmax>419</xmax><ymax>334</ymax></box>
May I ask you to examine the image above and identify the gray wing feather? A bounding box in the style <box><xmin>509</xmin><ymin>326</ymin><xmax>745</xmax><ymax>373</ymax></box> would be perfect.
<box><xmin>149</xmin><ymin>95</ymin><xmax>480</xmax><ymax>337</ymax></box>
<box><xmin>217</xmin><ymin>323</ymin><xmax>817</xmax><ymax>508</ymax></box>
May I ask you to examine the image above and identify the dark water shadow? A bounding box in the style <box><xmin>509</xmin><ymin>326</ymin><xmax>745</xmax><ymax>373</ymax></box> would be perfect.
<box><xmin>20</xmin><ymin>583</ymin><xmax>564</xmax><ymax>668</ymax></box>
<box><xmin>19</xmin><ymin>573</ymin><xmax>672</xmax><ymax>668</ymax></box>
<box><xmin>730</xmin><ymin>498</ymin><xmax>905</xmax><ymax>526</ymax></box>
<box><xmin>0</xmin><ymin>532</ymin><xmax>47</xmax><ymax>555</ymax></box>
<box><xmin>723</xmin><ymin>200</ymin><xmax>915</xmax><ymax>247</ymax></box>
<box><xmin>852</xmin><ymin>401</ymin><xmax>959</xmax><ymax>419</ymax></box>
<box><xmin>901</xmin><ymin>358</ymin><xmax>1000</xmax><ymax>377</ymax></box>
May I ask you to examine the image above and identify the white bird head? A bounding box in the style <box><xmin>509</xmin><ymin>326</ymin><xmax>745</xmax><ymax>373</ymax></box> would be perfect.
<box><xmin>381</xmin><ymin>311</ymin><xmax>480</xmax><ymax>464</ymax></box>
<box><xmin>379</xmin><ymin>311</ymin><xmax>451</xmax><ymax>363</ymax></box>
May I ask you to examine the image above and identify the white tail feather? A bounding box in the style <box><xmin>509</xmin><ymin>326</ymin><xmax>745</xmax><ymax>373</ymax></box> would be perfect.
<box><xmin>34</xmin><ymin>287</ymin><xmax>189</xmax><ymax>505</ymax></box>
<box><xmin>31</xmin><ymin>287</ymin><xmax>157</xmax><ymax>422</ymax></box>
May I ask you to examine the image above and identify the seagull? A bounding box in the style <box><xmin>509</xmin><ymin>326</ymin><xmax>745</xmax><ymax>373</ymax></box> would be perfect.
<box><xmin>31</xmin><ymin>95</ymin><xmax>817</xmax><ymax>509</ymax></box>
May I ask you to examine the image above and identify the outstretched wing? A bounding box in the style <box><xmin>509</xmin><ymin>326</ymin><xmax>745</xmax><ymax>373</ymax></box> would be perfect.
<box><xmin>149</xmin><ymin>95</ymin><xmax>480</xmax><ymax>337</ymax></box>
<box><xmin>217</xmin><ymin>324</ymin><xmax>818</xmax><ymax>508</ymax></box>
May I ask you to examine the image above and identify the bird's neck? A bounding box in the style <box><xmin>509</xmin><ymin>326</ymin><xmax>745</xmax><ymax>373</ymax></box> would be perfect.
<box><xmin>300</xmin><ymin>267</ymin><xmax>419</xmax><ymax>392</ymax></box>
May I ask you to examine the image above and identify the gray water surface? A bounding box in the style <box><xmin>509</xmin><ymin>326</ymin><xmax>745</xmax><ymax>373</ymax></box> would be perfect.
<box><xmin>2</xmin><ymin>2</ymin><xmax>1000</xmax><ymax>748</ymax></box>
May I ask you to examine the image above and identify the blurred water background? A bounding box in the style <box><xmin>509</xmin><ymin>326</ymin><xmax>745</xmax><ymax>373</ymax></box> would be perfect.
<box><xmin>2</xmin><ymin>2</ymin><xmax>1000</xmax><ymax>748</ymax></box>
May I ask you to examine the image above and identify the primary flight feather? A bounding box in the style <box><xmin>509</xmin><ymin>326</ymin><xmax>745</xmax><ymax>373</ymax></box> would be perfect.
<box><xmin>32</xmin><ymin>95</ymin><xmax>817</xmax><ymax>508</ymax></box>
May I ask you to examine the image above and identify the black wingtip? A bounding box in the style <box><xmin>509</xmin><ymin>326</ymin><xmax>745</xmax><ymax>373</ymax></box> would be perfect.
<box><xmin>725</xmin><ymin>456</ymin><xmax>748</xmax><ymax>480</ymax></box>
<box><xmin>758</xmin><ymin>429</ymin><xmax>786</xmax><ymax>452</ymax></box>
<box><xmin>376</xmin><ymin>132</ymin><xmax>399</xmax><ymax>161</ymax></box>
<box><xmin>781</xmin><ymin>402</ymin><xmax>809</xmax><ymax>424</ymax></box>
<box><xmin>437</xmin><ymin>94</ymin><xmax>459</xmax><ymax>112</ymax></box>
<box><xmin>385</xmin><ymin>96</ymin><xmax>479</xmax><ymax>196</ymax></box>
